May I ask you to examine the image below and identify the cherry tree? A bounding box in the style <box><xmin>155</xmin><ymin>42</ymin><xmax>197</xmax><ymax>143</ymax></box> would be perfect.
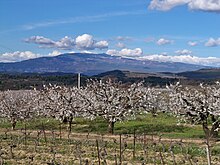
<box><xmin>82</xmin><ymin>80</ymin><xmax>143</xmax><ymax>134</ymax></box>
<box><xmin>0</xmin><ymin>90</ymin><xmax>39</xmax><ymax>130</ymax></box>
<box><xmin>138</xmin><ymin>87</ymin><xmax>169</xmax><ymax>117</ymax></box>
<box><xmin>167</xmin><ymin>82</ymin><xmax>220</xmax><ymax>165</ymax></box>
<box><xmin>38</xmin><ymin>84</ymin><xmax>84</xmax><ymax>132</ymax></box>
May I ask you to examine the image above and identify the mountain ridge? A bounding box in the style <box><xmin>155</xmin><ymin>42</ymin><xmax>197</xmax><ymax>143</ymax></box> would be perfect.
<box><xmin>0</xmin><ymin>53</ymin><xmax>207</xmax><ymax>75</ymax></box>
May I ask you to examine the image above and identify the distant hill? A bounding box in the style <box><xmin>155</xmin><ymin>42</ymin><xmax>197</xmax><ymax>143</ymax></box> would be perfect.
<box><xmin>177</xmin><ymin>68</ymin><xmax>220</xmax><ymax>79</ymax></box>
<box><xmin>0</xmin><ymin>70</ymin><xmax>179</xmax><ymax>90</ymax></box>
<box><xmin>1</xmin><ymin>68</ymin><xmax>220</xmax><ymax>90</ymax></box>
<box><xmin>96</xmin><ymin>69</ymin><xmax>220</xmax><ymax>86</ymax></box>
<box><xmin>0</xmin><ymin>53</ymin><xmax>205</xmax><ymax>75</ymax></box>
<box><xmin>95</xmin><ymin>70</ymin><xmax>179</xmax><ymax>86</ymax></box>
<box><xmin>96</xmin><ymin>70</ymin><xmax>179</xmax><ymax>79</ymax></box>
<box><xmin>0</xmin><ymin>72</ymin><xmax>88</xmax><ymax>90</ymax></box>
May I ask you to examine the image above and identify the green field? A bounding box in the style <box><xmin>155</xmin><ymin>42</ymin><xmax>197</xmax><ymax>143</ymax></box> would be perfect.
<box><xmin>0</xmin><ymin>113</ymin><xmax>205</xmax><ymax>139</ymax></box>
<box><xmin>0</xmin><ymin>113</ymin><xmax>219</xmax><ymax>164</ymax></box>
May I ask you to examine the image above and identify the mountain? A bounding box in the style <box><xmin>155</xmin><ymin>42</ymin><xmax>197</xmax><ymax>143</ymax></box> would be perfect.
<box><xmin>0</xmin><ymin>53</ymin><xmax>206</xmax><ymax>75</ymax></box>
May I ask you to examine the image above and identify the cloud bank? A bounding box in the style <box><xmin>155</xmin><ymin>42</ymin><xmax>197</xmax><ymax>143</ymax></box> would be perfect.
<box><xmin>0</xmin><ymin>51</ymin><xmax>40</xmax><ymax>62</ymax></box>
<box><xmin>205</xmin><ymin>38</ymin><xmax>220</xmax><ymax>47</ymax></box>
<box><xmin>106</xmin><ymin>48</ymin><xmax>143</xmax><ymax>57</ymax></box>
<box><xmin>175</xmin><ymin>49</ymin><xmax>192</xmax><ymax>55</ymax></box>
<box><xmin>139</xmin><ymin>54</ymin><xmax>220</xmax><ymax>67</ymax></box>
<box><xmin>1</xmin><ymin>49</ymin><xmax>220</xmax><ymax>68</ymax></box>
<box><xmin>25</xmin><ymin>34</ymin><xmax>108</xmax><ymax>50</ymax></box>
<box><xmin>149</xmin><ymin>0</ymin><xmax>220</xmax><ymax>12</ymax></box>
<box><xmin>0</xmin><ymin>50</ymin><xmax>61</xmax><ymax>62</ymax></box>
<box><xmin>156</xmin><ymin>38</ymin><xmax>173</xmax><ymax>45</ymax></box>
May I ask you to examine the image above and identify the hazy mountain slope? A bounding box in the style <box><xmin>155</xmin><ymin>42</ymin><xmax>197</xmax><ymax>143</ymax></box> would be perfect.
<box><xmin>0</xmin><ymin>53</ymin><xmax>206</xmax><ymax>75</ymax></box>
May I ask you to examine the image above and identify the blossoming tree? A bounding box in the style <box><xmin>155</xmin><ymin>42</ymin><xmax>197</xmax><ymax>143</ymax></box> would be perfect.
<box><xmin>167</xmin><ymin>82</ymin><xmax>220</xmax><ymax>165</ymax></box>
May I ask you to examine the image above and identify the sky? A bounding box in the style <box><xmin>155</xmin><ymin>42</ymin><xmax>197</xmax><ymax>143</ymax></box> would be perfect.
<box><xmin>1</xmin><ymin>0</ymin><xmax>220</xmax><ymax>66</ymax></box>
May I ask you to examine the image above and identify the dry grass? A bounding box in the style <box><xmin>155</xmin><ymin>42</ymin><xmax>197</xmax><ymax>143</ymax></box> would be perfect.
<box><xmin>0</xmin><ymin>128</ymin><xmax>219</xmax><ymax>165</ymax></box>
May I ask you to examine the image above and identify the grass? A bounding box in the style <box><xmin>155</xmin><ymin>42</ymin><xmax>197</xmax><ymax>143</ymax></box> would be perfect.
<box><xmin>115</xmin><ymin>114</ymin><xmax>188</xmax><ymax>134</ymax></box>
<box><xmin>0</xmin><ymin>113</ymin><xmax>205</xmax><ymax>139</ymax></box>
<box><xmin>0</xmin><ymin>113</ymin><xmax>219</xmax><ymax>165</ymax></box>
<box><xmin>0</xmin><ymin>131</ymin><xmax>213</xmax><ymax>165</ymax></box>
<box><xmin>74</xmin><ymin>113</ymin><xmax>205</xmax><ymax>139</ymax></box>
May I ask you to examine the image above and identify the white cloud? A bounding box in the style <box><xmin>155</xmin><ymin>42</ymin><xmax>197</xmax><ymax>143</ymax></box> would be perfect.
<box><xmin>80</xmin><ymin>50</ymin><xmax>94</xmax><ymax>54</ymax></box>
<box><xmin>116</xmin><ymin>42</ymin><xmax>126</xmax><ymax>48</ymax></box>
<box><xmin>25</xmin><ymin>36</ymin><xmax>55</xmax><ymax>46</ymax></box>
<box><xmin>0</xmin><ymin>51</ymin><xmax>40</xmax><ymax>62</ymax></box>
<box><xmin>94</xmin><ymin>40</ymin><xmax>109</xmax><ymax>49</ymax></box>
<box><xmin>75</xmin><ymin>34</ymin><xmax>94</xmax><ymax>50</ymax></box>
<box><xmin>54</xmin><ymin>36</ymin><xmax>75</xmax><ymax>50</ymax></box>
<box><xmin>25</xmin><ymin>34</ymin><xmax>109</xmax><ymax>50</ymax></box>
<box><xmin>120</xmin><ymin>48</ymin><xmax>143</xmax><ymax>56</ymax></box>
<box><xmin>205</xmin><ymin>38</ymin><xmax>220</xmax><ymax>47</ymax></box>
<box><xmin>189</xmin><ymin>0</ymin><xmax>220</xmax><ymax>12</ymax></box>
<box><xmin>106</xmin><ymin>49</ymin><xmax>119</xmax><ymax>56</ymax></box>
<box><xmin>139</xmin><ymin>54</ymin><xmax>220</xmax><ymax>67</ymax></box>
<box><xmin>106</xmin><ymin>48</ymin><xmax>143</xmax><ymax>57</ymax></box>
<box><xmin>188</xmin><ymin>41</ymin><xmax>198</xmax><ymax>46</ymax></box>
<box><xmin>0</xmin><ymin>50</ymin><xmax>63</xmax><ymax>62</ymax></box>
<box><xmin>149</xmin><ymin>0</ymin><xmax>189</xmax><ymax>11</ymax></box>
<box><xmin>116</xmin><ymin>36</ymin><xmax>133</xmax><ymax>41</ymax></box>
<box><xmin>48</xmin><ymin>50</ymin><xmax>62</xmax><ymax>57</ymax></box>
<box><xmin>75</xmin><ymin>34</ymin><xmax>109</xmax><ymax>50</ymax></box>
<box><xmin>156</xmin><ymin>38</ymin><xmax>173</xmax><ymax>45</ymax></box>
<box><xmin>25</xmin><ymin>36</ymin><xmax>74</xmax><ymax>49</ymax></box>
<box><xmin>175</xmin><ymin>49</ymin><xmax>192</xmax><ymax>55</ymax></box>
<box><xmin>148</xmin><ymin>0</ymin><xmax>220</xmax><ymax>12</ymax></box>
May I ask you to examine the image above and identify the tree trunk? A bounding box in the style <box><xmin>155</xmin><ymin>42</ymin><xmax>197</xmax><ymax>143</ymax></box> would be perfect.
<box><xmin>206</xmin><ymin>140</ymin><xmax>212</xmax><ymax>165</ymax></box>
<box><xmin>11</xmin><ymin>119</ymin><xmax>16</xmax><ymax>130</ymax></box>
<box><xmin>108</xmin><ymin>121</ymin><xmax>115</xmax><ymax>134</ymax></box>
<box><xmin>203</xmin><ymin>123</ymin><xmax>212</xmax><ymax>165</ymax></box>
<box><xmin>203</xmin><ymin>123</ymin><xmax>209</xmax><ymax>134</ymax></box>
<box><xmin>68</xmin><ymin>118</ymin><xmax>73</xmax><ymax>139</ymax></box>
<box><xmin>68</xmin><ymin>118</ymin><xmax>73</xmax><ymax>133</ymax></box>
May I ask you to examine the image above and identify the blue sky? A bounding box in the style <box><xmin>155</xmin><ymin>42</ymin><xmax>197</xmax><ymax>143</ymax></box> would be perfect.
<box><xmin>1</xmin><ymin>0</ymin><xmax>220</xmax><ymax>66</ymax></box>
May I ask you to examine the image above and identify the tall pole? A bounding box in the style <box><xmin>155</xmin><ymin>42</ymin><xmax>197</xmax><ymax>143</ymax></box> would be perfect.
<box><xmin>78</xmin><ymin>73</ymin><xmax>81</xmax><ymax>88</ymax></box>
